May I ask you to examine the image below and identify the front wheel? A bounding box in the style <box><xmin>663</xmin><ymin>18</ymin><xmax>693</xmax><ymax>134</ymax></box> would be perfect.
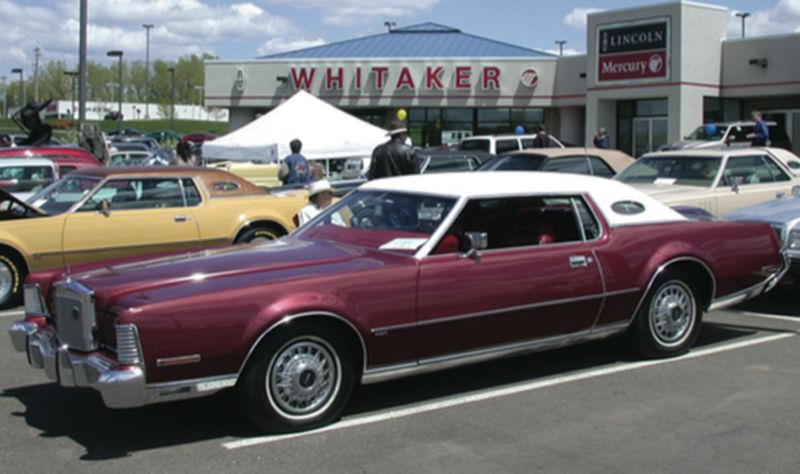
<box><xmin>627</xmin><ymin>270</ymin><xmax>702</xmax><ymax>358</ymax></box>
<box><xmin>235</xmin><ymin>224</ymin><xmax>285</xmax><ymax>244</ymax></box>
<box><xmin>237</xmin><ymin>323</ymin><xmax>356</xmax><ymax>433</ymax></box>
<box><xmin>0</xmin><ymin>252</ymin><xmax>25</xmax><ymax>309</ymax></box>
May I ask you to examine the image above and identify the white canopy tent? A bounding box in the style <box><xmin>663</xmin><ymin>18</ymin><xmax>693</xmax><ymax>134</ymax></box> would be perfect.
<box><xmin>202</xmin><ymin>90</ymin><xmax>389</xmax><ymax>163</ymax></box>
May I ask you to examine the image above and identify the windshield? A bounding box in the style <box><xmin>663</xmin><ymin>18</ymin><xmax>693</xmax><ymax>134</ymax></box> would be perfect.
<box><xmin>686</xmin><ymin>125</ymin><xmax>725</xmax><ymax>141</ymax></box>
<box><xmin>459</xmin><ymin>139</ymin><xmax>490</xmax><ymax>152</ymax></box>
<box><xmin>478</xmin><ymin>154</ymin><xmax>547</xmax><ymax>171</ymax></box>
<box><xmin>28</xmin><ymin>175</ymin><xmax>102</xmax><ymax>215</ymax></box>
<box><xmin>296</xmin><ymin>190</ymin><xmax>457</xmax><ymax>254</ymax></box>
<box><xmin>0</xmin><ymin>165</ymin><xmax>54</xmax><ymax>194</ymax></box>
<box><xmin>616</xmin><ymin>156</ymin><xmax>722</xmax><ymax>187</ymax></box>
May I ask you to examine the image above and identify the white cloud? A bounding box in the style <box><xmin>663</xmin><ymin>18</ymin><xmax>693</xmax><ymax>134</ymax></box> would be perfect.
<box><xmin>563</xmin><ymin>7</ymin><xmax>603</xmax><ymax>32</ymax></box>
<box><xmin>727</xmin><ymin>1</ymin><xmax>800</xmax><ymax>38</ymax></box>
<box><xmin>0</xmin><ymin>0</ymin><xmax>301</xmax><ymax>75</ymax></box>
<box><xmin>257</xmin><ymin>38</ymin><xmax>327</xmax><ymax>56</ymax></box>
<box><xmin>266</xmin><ymin>0</ymin><xmax>439</xmax><ymax>26</ymax></box>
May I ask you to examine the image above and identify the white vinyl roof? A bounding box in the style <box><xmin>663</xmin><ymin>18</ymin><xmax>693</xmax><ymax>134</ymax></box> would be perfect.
<box><xmin>0</xmin><ymin>158</ymin><xmax>56</xmax><ymax>167</ymax></box>
<box><xmin>361</xmin><ymin>171</ymin><xmax>687</xmax><ymax>227</ymax></box>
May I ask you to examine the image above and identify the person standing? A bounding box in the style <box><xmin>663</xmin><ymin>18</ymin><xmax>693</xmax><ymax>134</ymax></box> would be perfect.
<box><xmin>593</xmin><ymin>127</ymin><xmax>610</xmax><ymax>149</ymax></box>
<box><xmin>297</xmin><ymin>180</ymin><xmax>343</xmax><ymax>226</ymax></box>
<box><xmin>367</xmin><ymin>121</ymin><xmax>418</xmax><ymax>180</ymax></box>
<box><xmin>750</xmin><ymin>111</ymin><xmax>769</xmax><ymax>146</ymax></box>
<box><xmin>281</xmin><ymin>139</ymin><xmax>311</xmax><ymax>184</ymax></box>
<box><xmin>531</xmin><ymin>125</ymin><xmax>551</xmax><ymax>148</ymax></box>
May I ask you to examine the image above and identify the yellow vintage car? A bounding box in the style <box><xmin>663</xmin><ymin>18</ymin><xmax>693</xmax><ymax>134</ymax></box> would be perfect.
<box><xmin>0</xmin><ymin>166</ymin><xmax>307</xmax><ymax>308</ymax></box>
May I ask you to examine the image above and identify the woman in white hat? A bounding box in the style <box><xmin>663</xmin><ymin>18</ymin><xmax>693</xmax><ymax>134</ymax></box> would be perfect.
<box><xmin>297</xmin><ymin>179</ymin><xmax>335</xmax><ymax>226</ymax></box>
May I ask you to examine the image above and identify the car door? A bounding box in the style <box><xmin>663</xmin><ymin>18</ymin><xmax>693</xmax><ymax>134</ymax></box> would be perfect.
<box><xmin>715</xmin><ymin>154</ymin><xmax>794</xmax><ymax>214</ymax></box>
<box><xmin>62</xmin><ymin>176</ymin><xmax>201</xmax><ymax>265</ymax></box>
<box><xmin>416</xmin><ymin>195</ymin><xmax>604</xmax><ymax>360</ymax></box>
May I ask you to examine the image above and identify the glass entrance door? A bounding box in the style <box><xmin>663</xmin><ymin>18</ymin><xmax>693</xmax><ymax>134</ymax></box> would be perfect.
<box><xmin>632</xmin><ymin>117</ymin><xmax>668</xmax><ymax>157</ymax></box>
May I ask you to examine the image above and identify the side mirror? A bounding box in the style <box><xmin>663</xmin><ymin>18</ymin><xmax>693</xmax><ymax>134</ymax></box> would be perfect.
<box><xmin>460</xmin><ymin>231</ymin><xmax>488</xmax><ymax>260</ymax></box>
<box><xmin>97</xmin><ymin>199</ymin><xmax>111</xmax><ymax>217</ymax></box>
<box><xmin>730</xmin><ymin>176</ymin><xmax>744</xmax><ymax>193</ymax></box>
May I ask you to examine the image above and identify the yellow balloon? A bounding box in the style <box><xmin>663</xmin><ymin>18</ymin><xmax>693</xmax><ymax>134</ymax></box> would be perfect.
<box><xmin>396</xmin><ymin>109</ymin><xmax>407</xmax><ymax>121</ymax></box>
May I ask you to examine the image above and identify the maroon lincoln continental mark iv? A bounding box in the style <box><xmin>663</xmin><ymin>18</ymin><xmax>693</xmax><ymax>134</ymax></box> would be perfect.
<box><xmin>9</xmin><ymin>172</ymin><xmax>788</xmax><ymax>433</ymax></box>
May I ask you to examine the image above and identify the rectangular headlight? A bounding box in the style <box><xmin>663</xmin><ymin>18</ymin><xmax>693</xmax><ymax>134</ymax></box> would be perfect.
<box><xmin>788</xmin><ymin>228</ymin><xmax>800</xmax><ymax>250</ymax></box>
<box><xmin>23</xmin><ymin>284</ymin><xmax>46</xmax><ymax>316</ymax></box>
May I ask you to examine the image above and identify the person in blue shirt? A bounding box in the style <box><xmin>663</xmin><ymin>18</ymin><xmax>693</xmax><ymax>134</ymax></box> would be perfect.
<box><xmin>593</xmin><ymin>127</ymin><xmax>610</xmax><ymax>149</ymax></box>
<box><xmin>750</xmin><ymin>110</ymin><xmax>769</xmax><ymax>146</ymax></box>
<box><xmin>281</xmin><ymin>139</ymin><xmax>311</xmax><ymax>184</ymax></box>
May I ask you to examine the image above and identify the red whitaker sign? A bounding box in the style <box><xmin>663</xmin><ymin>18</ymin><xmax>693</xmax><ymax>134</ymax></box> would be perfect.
<box><xmin>598</xmin><ymin>50</ymin><xmax>666</xmax><ymax>82</ymax></box>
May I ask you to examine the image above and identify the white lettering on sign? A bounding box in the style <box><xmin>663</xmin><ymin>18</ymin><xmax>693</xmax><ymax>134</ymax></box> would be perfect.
<box><xmin>602</xmin><ymin>60</ymin><xmax>647</xmax><ymax>75</ymax></box>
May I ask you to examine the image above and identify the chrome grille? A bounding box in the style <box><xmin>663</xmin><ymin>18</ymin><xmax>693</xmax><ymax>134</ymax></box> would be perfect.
<box><xmin>115</xmin><ymin>324</ymin><xmax>142</xmax><ymax>365</ymax></box>
<box><xmin>53</xmin><ymin>279</ymin><xmax>97</xmax><ymax>352</ymax></box>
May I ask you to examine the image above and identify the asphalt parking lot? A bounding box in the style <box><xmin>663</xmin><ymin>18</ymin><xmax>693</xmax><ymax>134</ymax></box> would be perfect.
<box><xmin>0</xmin><ymin>286</ymin><xmax>798</xmax><ymax>473</ymax></box>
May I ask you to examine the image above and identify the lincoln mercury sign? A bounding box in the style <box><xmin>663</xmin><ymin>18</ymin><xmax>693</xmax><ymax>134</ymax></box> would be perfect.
<box><xmin>597</xmin><ymin>18</ymin><xmax>670</xmax><ymax>83</ymax></box>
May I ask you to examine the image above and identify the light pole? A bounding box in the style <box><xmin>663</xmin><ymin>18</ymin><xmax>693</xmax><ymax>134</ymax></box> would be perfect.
<box><xmin>33</xmin><ymin>46</ymin><xmax>41</xmax><ymax>102</ymax></box>
<box><xmin>107</xmin><ymin>50</ymin><xmax>123</xmax><ymax>131</ymax></box>
<box><xmin>735</xmin><ymin>12</ymin><xmax>750</xmax><ymax>39</ymax></box>
<box><xmin>194</xmin><ymin>85</ymin><xmax>204</xmax><ymax>120</ymax></box>
<box><xmin>78</xmin><ymin>0</ymin><xmax>88</xmax><ymax>129</ymax></box>
<box><xmin>64</xmin><ymin>71</ymin><xmax>79</xmax><ymax>121</ymax></box>
<box><xmin>1</xmin><ymin>76</ymin><xmax>6</xmax><ymax>118</ymax></box>
<box><xmin>142</xmin><ymin>23</ymin><xmax>154</xmax><ymax>119</ymax></box>
<box><xmin>167</xmin><ymin>66</ymin><xmax>176</xmax><ymax>130</ymax></box>
<box><xmin>555</xmin><ymin>40</ymin><xmax>567</xmax><ymax>56</ymax></box>
<box><xmin>11</xmin><ymin>68</ymin><xmax>24</xmax><ymax>108</ymax></box>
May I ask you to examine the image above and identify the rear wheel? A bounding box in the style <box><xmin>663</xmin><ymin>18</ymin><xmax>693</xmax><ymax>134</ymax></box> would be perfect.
<box><xmin>627</xmin><ymin>270</ymin><xmax>702</xmax><ymax>358</ymax></box>
<box><xmin>0</xmin><ymin>252</ymin><xmax>25</xmax><ymax>309</ymax></box>
<box><xmin>237</xmin><ymin>323</ymin><xmax>356</xmax><ymax>433</ymax></box>
<box><xmin>235</xmin><ymin>224</ymin><xmax>285</xmax><ymax>244</ymax></box>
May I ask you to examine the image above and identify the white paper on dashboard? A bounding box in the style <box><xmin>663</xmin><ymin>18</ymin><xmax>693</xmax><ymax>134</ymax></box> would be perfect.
<box><xmin>654</xmin><ymin>178</ymin><xmax>677</xmax><ymax>185</ymax></box>
<box><xmin>379</xmin><ymin>238</ymin><xmax>428</xmax><ymax>251</ymax></box>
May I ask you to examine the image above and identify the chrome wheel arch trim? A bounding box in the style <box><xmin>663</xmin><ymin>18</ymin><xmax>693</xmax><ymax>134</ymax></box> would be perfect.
<box><xmin>237</xmin><ymin>311</ymin><xmax>368</xmax><ymax>382</ymax></box>
<box><xmin>627</xmin><ymin>256</ymin><xmax>717</xmax><ymax>325</ymax></box>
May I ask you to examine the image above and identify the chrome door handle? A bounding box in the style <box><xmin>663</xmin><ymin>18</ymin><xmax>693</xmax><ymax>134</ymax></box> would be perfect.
<box><xmin>174</xmin><ymin>215</ymin><xmax>189</xmax><ymax>222</ymax></box>
<box><xmin>569</xmin><ymin>255</ymin><xmax>593</xmax><ymax>268</ymax></box>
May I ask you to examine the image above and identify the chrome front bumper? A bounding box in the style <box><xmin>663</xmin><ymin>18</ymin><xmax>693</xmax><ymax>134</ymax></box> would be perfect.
<box><xmin>8</xmin><ymin>321</ymin><xmax>146</xmax><ymax>408</ymax></box>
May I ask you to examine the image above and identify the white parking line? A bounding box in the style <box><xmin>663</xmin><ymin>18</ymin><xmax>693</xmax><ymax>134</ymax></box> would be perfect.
<box><xmin>223</xmin><ymin>332</ymin><xmax>796</xmax><ymax>450</ymax></box>
<box><xmin>736</xmin><ymin>311</ymin><xmax>800</xmax><ymax>324</ymax></box>
<box><xmin>0</xmin><ymin>310</ymin><xmax>24</xmax><ymax>319</ymax></box>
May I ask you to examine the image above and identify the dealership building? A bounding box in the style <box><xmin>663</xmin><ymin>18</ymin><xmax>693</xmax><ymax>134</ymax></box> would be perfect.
<box><xmin>205</xmin><ymin>1</ymin><xmax>800</xmax><ymax>156</ymax></box>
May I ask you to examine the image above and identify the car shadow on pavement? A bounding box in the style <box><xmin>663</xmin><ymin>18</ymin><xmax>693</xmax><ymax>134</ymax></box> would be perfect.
<box><xmin>1</xmin><ymin>384</ymin><xmax>260</xmax><ymax>460</ymax></box>
<box><xmin>344</xmin><ymin>323</ymin><xmax>757</xmax><ymax>417</ymax></box>
<box><xmin>734</xmin><ymin>286</ymin><xmax>800</xmax><ymax>317</ymax></box>
<box><xmin>1</xmin><ymin>323</ymin><xmax>756</xmax><ymax>460</ymax></box>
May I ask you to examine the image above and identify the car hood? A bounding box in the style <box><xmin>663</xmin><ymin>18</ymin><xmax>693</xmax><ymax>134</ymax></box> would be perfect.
<box><xmin>69</xmin><ymin>236</ymin><xmax>401</xmax><ymax>307</ymax></box>
<box><xmin>0</xmin><ymin>187</ymin><xmax>47</xmax><ymax>219</ymax></box>
<box><xmin>622</xmin><ymin>183</ymin><xmax>711</xmax><ymax>203</ymax></box>
<box><xmin>724</xmin><ymin>196</ymin><xmax>800</xmax><ymax>224</ymax></box>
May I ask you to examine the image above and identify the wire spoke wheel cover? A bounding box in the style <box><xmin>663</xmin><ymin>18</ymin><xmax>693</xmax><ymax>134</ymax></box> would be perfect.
<box><xmin>266</xmin><ymin>337</ymin><xmax>341</xmax><ymax>419</ymax></box>
<box><xmin>649</xmin><ymin>281</ymin><xmax>695</xmax><ymax>347</ymax></box>
<box><xmin>0</xmin><ymin>260</ymin><xmax>13</xmax><ymax>302</ymax></box>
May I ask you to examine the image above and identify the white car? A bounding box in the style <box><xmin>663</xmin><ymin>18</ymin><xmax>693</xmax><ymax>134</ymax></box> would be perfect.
<box><xmin>460</xmin><ymin>133</ymin><xmax>565</xmax><ymax>155</ymax></box>
<box><xmin>616</xmin><ymin>148</ymin><xmax>800</xmax><ymax>215</ymax></box>
<box><xmin>0</xmin><ymin>158</ymin><xmax>56</xmax><ymax>201</ymax></box>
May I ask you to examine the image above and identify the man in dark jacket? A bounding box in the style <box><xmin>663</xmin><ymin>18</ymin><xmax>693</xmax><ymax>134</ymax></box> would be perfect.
<box><xmin>281</xmin><ymin>138</ymin><xmax>311</xmax><ymax>184</ymax></box>
<box><xmin>367</xmin><ymin>121</ymin><xmax>418</xmax><ymax>180</ymax></box>
<box><xmin>531</xmin><ymin>125</ymin><xmax>551</xmax><ymax>148</ymax></box>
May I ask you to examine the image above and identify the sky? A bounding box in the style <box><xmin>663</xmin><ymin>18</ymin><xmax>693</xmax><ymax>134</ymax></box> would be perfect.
<box><xmin>1</xmin><ymin>0</ymin><xmax>799</xmax><ymax>81</ymax></box>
